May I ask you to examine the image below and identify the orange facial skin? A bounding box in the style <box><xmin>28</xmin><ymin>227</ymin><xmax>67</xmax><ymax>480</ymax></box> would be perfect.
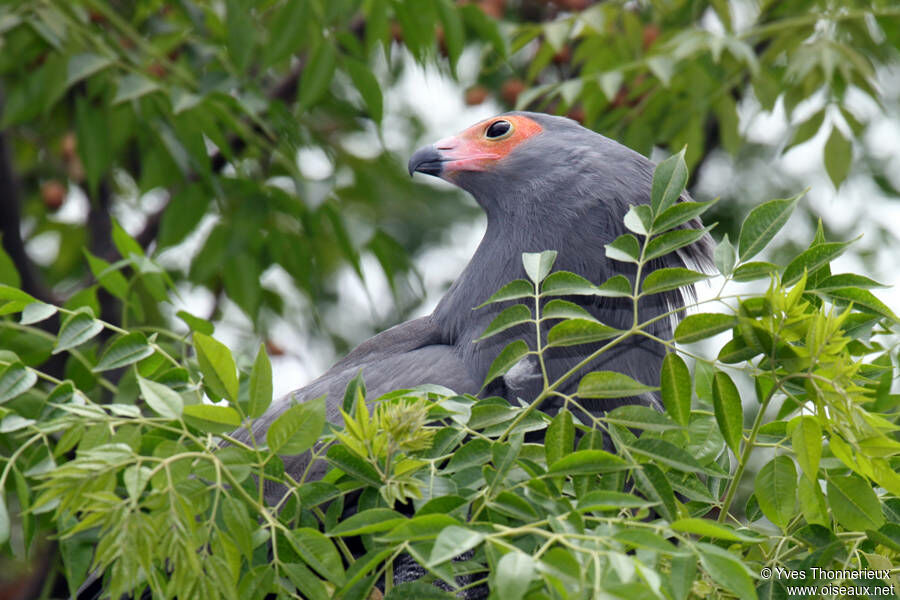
<box><xmin>435</xmin><ymin>114</ymin><xmax>543</xmax><ymax>178</ymax></box>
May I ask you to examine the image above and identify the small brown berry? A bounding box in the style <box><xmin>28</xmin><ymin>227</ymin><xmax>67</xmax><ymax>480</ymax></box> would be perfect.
<box><xmin>501</xmin><ymin>78</ymin><xmax>525</xmax><ymax>106</ymax></box>
<box><xmin>265</xmin><ymin>340</ymin><xmax>285</xmax><ymax>356</ymax></box>
<box><xmin>478</xmin><ymin>0</ymin><xmax>505</xmax><ymax>18</ymax></box>
<box><xmin>41</xmin><ymin>181</ymin><xmax>67</xmax><ymax>212</ymax></box>
<box><xmin>552</xmin><ymin>45</ymin><xmax>571</xmax><ymax>64</ymax></box>
<box><xmin>148</xmin><ymin>62</ymin><xmax>167</xmax><ymax>78</ymax></box>
<box><xmin>61</xmin><ymin>132</ymin><xmax>77</xmax><ymax>162</ymax></box>
<box><xmin>560</xmin><ymin>0</ymin><xmax>589</xmax><ymax>10</ymax></box>
<box><xmin>642</xmin><ymin>25</ymin><xmax>661</xmax><ymax>50</ymax></box>
<box><xmin>567</xmin><ymin>106</ymin><xmax>585</xmax><ymax>124</ymax></box>
<box><xmin>465</xmin><ymin>85</ymin><xmax>490</xmax><ymax>106</ymax></box>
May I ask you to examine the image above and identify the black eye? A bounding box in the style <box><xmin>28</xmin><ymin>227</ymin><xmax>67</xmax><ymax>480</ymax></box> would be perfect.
<box><xmin>485</xmin><ymin>120</ymin><xmax>512</xmax><ymax>139</ymax></box>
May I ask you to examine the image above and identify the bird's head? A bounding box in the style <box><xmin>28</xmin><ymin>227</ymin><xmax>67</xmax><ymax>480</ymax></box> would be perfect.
<box><xmin>408</xmin><ymin>111</ymin><xmax>652</xmax><ymax>218</ymax></box>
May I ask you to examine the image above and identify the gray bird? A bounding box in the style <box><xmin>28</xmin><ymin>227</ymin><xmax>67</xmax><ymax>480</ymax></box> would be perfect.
<box><xmin>234</xmin><ymin>111</ymin><xmax>713</xmax><ymax>499</ymax></box>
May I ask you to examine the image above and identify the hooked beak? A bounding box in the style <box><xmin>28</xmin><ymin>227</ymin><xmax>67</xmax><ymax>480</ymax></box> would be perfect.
<box><xmin>408</xmin><ymin>145</ymin><xmax>446</xmax><ymax>177</ymax></box>
<box><xmin>408</xmin><ymin>135</ymin><xmax>500</xmax><ymax>179</ymax></box>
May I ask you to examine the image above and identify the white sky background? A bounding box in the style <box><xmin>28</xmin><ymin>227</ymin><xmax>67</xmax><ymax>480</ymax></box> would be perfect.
<box><xmin>33</xmin><ymin>49</ymin><xmax>900</xmax><ymax>400</ymax></box>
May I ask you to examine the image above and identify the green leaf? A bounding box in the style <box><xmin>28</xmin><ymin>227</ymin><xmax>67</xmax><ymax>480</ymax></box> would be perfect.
<box><xmin>261</xmin><ymin>0</ymin><xmax>307</xmax><ymax>66</ymax></box>
<box><xmin>460</xmin><ymin>3</ymin><xmax>507</xmax><ymax>57</ymax></box>
<box><xmin>477</xmin><ymin>305</ymin><xmax>532</xmax><ymax>341</ymax></box>
<box><xmin>54</xmin><ymin>308</ymin><xmax>103</xmax><ymax>354</ymax></box>
<box><xmin>547</xmin><ymin>449</ymin><xmax>627</xmax><ymax>476</ymax></box>
<box><xmin>288</xmin><ymin>528</ymin><xmax>346</xmax><ymax>585</ymax></box>
<box><xmin>342</xmin><ymin>371</ymin><xmax>366</xmax><ymax>414</ymax></box>
<box><xmin>176</xmin><ymin>310</ymin><xmax>214</xmax><ymax>335</ymax></box>
<box><xmin>628</xmin><ymin>438</ymin><xmax>710</xmax><ymax>474</ymax></box>
<box><xmin>787</xmin><ymin>108</ymin><xmax>825</xmax><ymax>150</ymax></box>
<box><xmin>0</xmin><ymin>240</ymin><xmax>20</xmax><ymax>288</ymax></box>
<box><xmin>811</xmin><ymin>273</ymin><xmax>887</xmax><ymax>291</ymax></box>
<box><xmin>713</xmin><ymin>234</ymin><xmax>735</xmax><ymax>276</ymax></box>
<box><xmin>445</xmin><ymin>439</ymin><xmax>491</xmax><ymax>473</ymax></box>
<box><xmin>652</xmin><ymin>199</ymin><xmax>716</xmax><ymax>232</ymax></box>
<box><xmin>326</xmin><ymin>444</ymin><xmax>382</xmax><ymax>487</ymax></box>
<box><xmin>595</xmin><ymin>275</ymin><xmax>633</xmax><ymax>297</ymax></box>
<box><xmin>482</xmin><ymin>340</ymin><xmax>529</xmax><ymax>388</ymax></box>
<box><xmin>19</xmin><ymin>302</ymin><xmax>56</xmax><ymax>325</ymax></box>
<box><xmin>824</xmin><ymin>126</ymin><xmax>852</xmax><ymax>187</ymax></box>
<box><xmin>541</xmin><ymin>299</ymin><xmax>595</xmax><ymax>321</ymax></box>
<box><xmin>696</xmin><ymin>543</ymin><xmax>757</xmax><ymax>600</ymax></box>
<box><xmin>428</xmin><ymin>526</ymin><xmax>484</xmax><ymax>567</ymax></box>
<box><xmin>94</xmin><ymin>332</ymin><xmax>153</xmax><ymax>372</ymax></box>
<box><xmin>344</xmin><ymin>58</ymin><xmax>383</xmax><ymax>123</ymax></box>
<box><xmin>782</xmin><ymin>240</ymin><xmax>853</xmax><ymax>286</ymax></box>
<box><xmin>674</xmin><ymin>313</ymin><xmax>737</xmax><ymax>344</ymax></box>
<box><xmin>522</xmin><ymin>251</ymin><xmax>557</xmax><ymax>284</ymax></box>
<box><xmin>669</xmin><ymin>553</ymin><xmax>696</xmax><ymax>600</ymax></box>
<box><xmin>651</xmin><ymin>148</ymin><xmax>688</xmax><ymax>215</ymax></box>
<box><xmin>75</xmin><ymin>97</ymin><xmax>110</xmax><ymax>195</ymax></box>
<box><xmin>642</xmin><ymin>268</ymin><xmax>709</xmax><ymax>295</ymax></box>
<box><xmin>546</xmin><ymin>319</ymin><xmax>620</xmax><ymax>347</ymax></box>
<box><xmin>112</xmin><ymin>73</ymin><xmax>160</xmax><ymax>105</ymax></box>
<box><xmin>299</xmin><ymin>40</ymin><xmax>337</xmax><ymax>109</ymax></box>
<box><xmin>194</xmin><ymin>333</ymin><xmax>240</xmax><ymax>402</ymax></box>
<box><xmin>613</xmin><ymin>529</ymin><xmax>677</xmax><ymax>553</ymax></box>
<box><xmin>632</xmin><ymin>463</ymin><xmax>677</xmax><ymax>521</ymax></box>
<box><xmin>798</xmin><ymin>474</ymin><xmax>828</xmax><ymax>526</ymax></box>
<box><xmin>545</xmin><ymin>409</ymin><xmax>574</xmax><ymax>468</ymax></box>
<box><xmin>248</xmin><ymin>344</ymin><xmax>273</xmax><ymax>419</ymax></box>
<box><xmin>712</xmin><ymin>371</ymin><xmax>742</xmax><ymax>455</ymax></box>
<box><xmin>158</xmin><ymin>184</ymin><xmax>210</xmax><ymax>250</ymax></box>
<box><xmin>623</xmin><ymin>204</ymin><xmax>650</xmax><ymax>235</ymax></box>
<box><xmin>266</xmin><ymin>396</ymin><xmax>326</xmax><ymax>455</ymax></box>
<box><xmin>822</xmin><ymin>288</ymin><xmax>899</xmax><ymax>322</ymax></box>
<box><xmin>0</xmin><ymin>362</ymin><xmax>37</xmax><ymax>404</ymax></box>
<box><xmin>670</xmin><ymin>518</ymin><xmax>761</xmax><ymax>542</ymax></box>
<box><xmin>576</xmin><ymin>371</ymin><xmax>656</xmax><ymax>399</ymax></box>
<box><xmin>436</xmin><ymin>0</ymin><xmax>465</xmax><ymax>72</ymax></box>
<box><xmin>737</xmin><ymin>194</ymin><xmax>800</xmax><ymax>261</ymax></box>
<box><xmin>0</xmin><ymin>285</ymin><xmax>35</xmax><ymax>304</ymax></box>
<box><xmin>476</xmin><ymin>279</ymin><xmax>533</xmax><ymax>307</ymax></box>
<box><xmin>754</xmin><ymin>456</ymin><xmax>797</xmax><ymax>529</ymax></box>
<box><xmin>183</xmin><ymin>404</ymin><xmax>242</xmax><ymax>434</ymax></box>
<box><xmin>827</xmin><ymin>474</ymin><xmax>884</xmax><ymax>531</ymax></box>
<box><xmin>540</xmin><ymin>271</ymin><xmax>597</xmax><ymax>296</ymax></box>
<box><xmin>605</xmin><ymin>233</ymin><xmax>640</xmax><ymax>263</ymax></box>
<box><xmin>644</xmin><ymin>227</ymin><xmax>710</xmax><ymax>261</ymax></box>
<box><xmin>379</xmin><ymin>514</ymin><xmax>460</xmax><ymax>542</ymax></box>
<box><xmin>0</xmin><ymin>493</ymin><xmax>8</xmax><ymax>545</ymax></box>
<box><xmin>660</xmin><ymin>353</ymin><xmax>691</xmax><ymax>427</ymax></box>
<box><xmin>225</xmin><ymin>0</ymin><xmax>255</xmax><ymax>71</ymax></box>
<box><xmin>494</xmin><ymin>552</ymin><xmax>534</xmax><ymax>600</ymax></box>
<box><xmin>790</xmin><ymin>416</ymin><xmax>821</xmax><ymax>479</ymax></box>
<box><xmin>577</xmin><ymin>490</ymin><xmax>655</xmax><ymax>511</ymax></box>
<box><xmin>330</xmin><ymin>508</ymin><xmax>406</xmax><ymax>537</ymax></box>
<box><xmin>66</xmin><ymin>53</ymin><xmax>113</xmax><ymax>87</ymax></box>
<box><xmin>83</xmin><ymin>250</ymin><xmax>129</xmax><ymax>299</ymax></box>
<box><xmin>604</xmin><ymin>405</ymin><xmax>681</xmax><ymax>432</ymax></box>
<box><xmin>732</xmin><ymin>261</ymin><xmax>779</xmax><ymax>282</ymax></box>
<box><xmin>137</xmin><ymin>375</ymin><xmax>183</xmax><ymax>419</ymax></box>
<box><xmin>111</xmin><ymin>219</ymin><xmax>144</xmax><ymax>259</ymax></box>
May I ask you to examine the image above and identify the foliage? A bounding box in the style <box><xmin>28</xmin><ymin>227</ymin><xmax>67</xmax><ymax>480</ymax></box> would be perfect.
<box><xmin>1</xmin><ymin>153</ymin><xmax>898</xmax><ymax>599</ymax></box>
<box><xmin>0</xmin><ymin>0</ymin><xmax>898</xmax><ymax>347</ymax></box>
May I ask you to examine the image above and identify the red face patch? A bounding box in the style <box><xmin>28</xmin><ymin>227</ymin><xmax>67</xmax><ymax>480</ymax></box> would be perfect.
<box><xmin>434</xmin><ymin>114</ymin><xmax>543</xmax><ymax>178</ymax></box>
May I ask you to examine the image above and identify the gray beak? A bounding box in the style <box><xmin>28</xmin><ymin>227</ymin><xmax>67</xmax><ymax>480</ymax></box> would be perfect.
<box><xmin>408</xmin><ymin>145</ymin><xmax>445</xmax><ymax>177</ymax></box>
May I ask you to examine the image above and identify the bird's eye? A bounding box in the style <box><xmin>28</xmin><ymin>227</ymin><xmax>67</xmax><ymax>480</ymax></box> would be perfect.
<box><xmin>485</xmin><ymin>120</ymin><xmax>513</xmax><ymax>139</ymax></box>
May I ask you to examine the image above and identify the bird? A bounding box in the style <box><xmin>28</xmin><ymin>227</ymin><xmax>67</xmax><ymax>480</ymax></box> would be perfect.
<box><xmin>233</xmin><ymin>111</ymin><xmax>713</xmax><ymax>499</ymax></box>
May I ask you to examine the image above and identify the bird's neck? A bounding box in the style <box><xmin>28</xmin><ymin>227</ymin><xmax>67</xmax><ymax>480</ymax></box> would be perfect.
<box><xmin>432</xmin><ymin>202</ymin><xmax>596</xmax><ymax>343</ymax></box>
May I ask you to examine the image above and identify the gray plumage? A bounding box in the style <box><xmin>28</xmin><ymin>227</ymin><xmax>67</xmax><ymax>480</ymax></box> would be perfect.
<box><xmin>232</xmin><ymin>111</ymin><xmax>713</xmax><ymax>502</ymax></box>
